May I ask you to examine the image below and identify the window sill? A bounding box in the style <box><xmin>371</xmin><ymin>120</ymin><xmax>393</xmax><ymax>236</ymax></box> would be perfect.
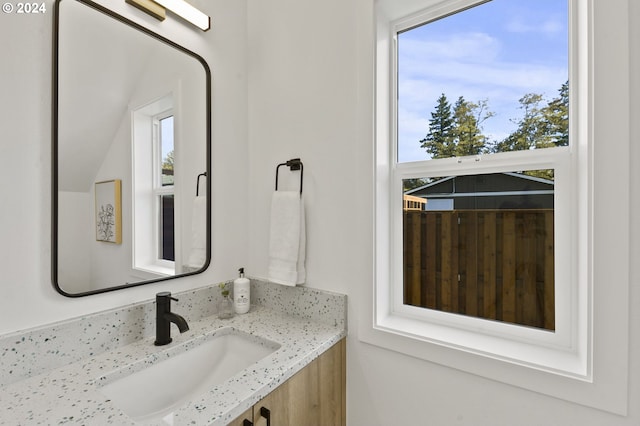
<box><xmin>373</xmin><ymin>311</ymin><xmax>588</xmax><ymax>379</ymax></box>
<box><xmin>132</xmin><ymin>264</ymin><xmax>175</xmax><ymax>278</ymax></box>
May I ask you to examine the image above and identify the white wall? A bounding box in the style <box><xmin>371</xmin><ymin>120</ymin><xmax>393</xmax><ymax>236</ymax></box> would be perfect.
<box><xmin>0</xmin><ymin>0</ymin><xmax>248</xmax><ymax>333</ymax></box>
<box><xmin>247</xmin><ymin>0</ymin><xmax>640</xmax><ymax>425</ymax></box>
<box><xmin>246</xmin><ymin>0</ymin><xmax>360</xmax><ymax>292</ymax></box>
<box><xmin>57</xmin><ymin>191</ymin><xmax>91</xmax><ymax>292</ymax></box>
<box><xmin>91</xmin><ymin>100</ymin><xmax>132</xmax><ymax>289</ymax></box>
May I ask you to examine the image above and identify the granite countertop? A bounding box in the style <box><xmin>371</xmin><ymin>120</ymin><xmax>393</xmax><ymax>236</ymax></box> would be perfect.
<box><xmin>0</xmin><ymin>304</ymin><xmax>346</xmax><ymax>425</ymax></box>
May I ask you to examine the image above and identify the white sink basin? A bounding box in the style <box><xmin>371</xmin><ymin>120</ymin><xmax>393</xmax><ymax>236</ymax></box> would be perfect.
<box><xmin>97</xmin><ymin>328</ymin><xmax>280</xmax><ymax>422</ymax></box>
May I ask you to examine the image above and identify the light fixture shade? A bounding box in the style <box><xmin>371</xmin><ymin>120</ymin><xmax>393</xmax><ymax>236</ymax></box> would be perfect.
<box><xmin>152</xmin><ymin>0</ymin><xmax>210</xmax><ymax>31</ymax></box>
<box><xmin>125</xmin><ymin>0</ymin><xmax>166</xmax><ymax>21</ymax></box>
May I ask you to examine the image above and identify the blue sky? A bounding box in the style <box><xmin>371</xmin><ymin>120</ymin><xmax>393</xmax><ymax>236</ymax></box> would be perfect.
<box><xmin>160</xmin><ymin>115</ymin><xmax>174</xmax><ymax>164</ymax></box>
<box><xmin>397</xmin><ymin>0</ymin><xmax>568</xmax><ymax>162</ymax></box>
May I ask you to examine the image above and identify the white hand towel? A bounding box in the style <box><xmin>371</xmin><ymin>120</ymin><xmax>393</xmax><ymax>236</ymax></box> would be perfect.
<box><xmin>268</xmin><ymin>191</ymin><xmax>306</xmax><ymax>286</ymax></box>
<box><xmin>187</xmin><ymin>195</ymin><xmax>207</xmax><ymax>268</ymax></box>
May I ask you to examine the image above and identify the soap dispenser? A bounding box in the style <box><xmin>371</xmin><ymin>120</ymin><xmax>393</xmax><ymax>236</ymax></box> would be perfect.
<box><xmin>233</xmin><ymin>267</ymin><xmax>250</xmax><ymax>314</ymax></box>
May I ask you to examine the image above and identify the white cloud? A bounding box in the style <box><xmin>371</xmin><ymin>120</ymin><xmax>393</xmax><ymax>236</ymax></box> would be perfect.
<box><xmin>505</xmin><ymin>17</ymin><xmax>564</xmax><ymax>36</ymax></box>
<box><xmin>399</xmin><ymin>34</ymin><xmax>566</xmax><ymax>93</ymax></box>
<box><xmin>399</xmin><ymin>32</ymin><xmax>501</xmax><ymax>67</ymax></box>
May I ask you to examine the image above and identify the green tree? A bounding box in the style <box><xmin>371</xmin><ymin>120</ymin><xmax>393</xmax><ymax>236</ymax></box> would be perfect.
<box><xmin>491</xmin><ymin>93</ymin><xmax>554</xmax><ymax>179</ymax></box>
<box><xmin>419</xmin><ymin>82</ymin><xmax>567</xmax><ymax>174</ymax></box>
<box><xmin>452</xmin><ymin>96</ymin><xmax>493</xmax><ymax>156</ymax></box>
<box><xmin>163</xmin><ymin>149</ymin><xmax>174</xmax><ymax>171</ymax></box>
<box><xmin>542</xmin><ymin>80</ymin><xmax>569</xmax><ymax>147</ymax></box>
<box><xmin>420</xmin><ymin>94</ymin><xmax>455</xmax><ymax>159</ymax></box>
<box><xmin>403</xmin><ymin>178</ymin><xmax>430</xmax><ymax>192</ymax></box>
<box><xmin>493</xmin><ymin>82</ymin><xmax>569</xmax><ymax>154</ymax></box>
<box><xmin>493</xmin><ymin>93</ymin><xmax>552</xmax><ymax>153</ymax></box>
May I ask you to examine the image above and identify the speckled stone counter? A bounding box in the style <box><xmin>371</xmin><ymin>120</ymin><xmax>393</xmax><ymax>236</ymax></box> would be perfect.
<box><xmin>0</xmin><ymin>281</ymin><xmax>347</xmax><ymax>425</ymax></box>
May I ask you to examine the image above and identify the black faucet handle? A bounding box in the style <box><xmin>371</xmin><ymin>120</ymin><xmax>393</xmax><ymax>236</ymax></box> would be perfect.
<box><xmin>156</xmin><ymin>291</ymin><xmax>179</xmax><ymax>302</ymax></box>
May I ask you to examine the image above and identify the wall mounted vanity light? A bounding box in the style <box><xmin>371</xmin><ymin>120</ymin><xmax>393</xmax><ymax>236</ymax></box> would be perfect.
<box><xmin>125</xmin><ymin>0</ymin><xmax>210</xmax><ymax>31</ymax></box>
<box><xmin>125</xmin><ymin>0</ymin><xmax>166</xmax><ymax>21</ymax></box>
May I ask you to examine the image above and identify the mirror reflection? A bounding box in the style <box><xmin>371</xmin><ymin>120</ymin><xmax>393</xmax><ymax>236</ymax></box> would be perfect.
<box><xmin>54</xmin><ymin>0</ymin><xmax>211</xmax><ymax>296</ymax></box>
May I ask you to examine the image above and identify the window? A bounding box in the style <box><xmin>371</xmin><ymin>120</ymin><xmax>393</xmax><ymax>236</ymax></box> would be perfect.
<box><xmin>155</xmin><ymin>113</ymin><xmax>175</xmax><ymax>262</ymax></box>
<box><xmin>396</xmin><ymin>0</ymin><xmax>568</xmax><ymax>309</ymax></box>
<box><xmin>362</xmin><ymin>0</ymin><xmax>631</xmax><ymax>414</ymax></box>
<box><xmin>132</xmin><ymin>94</ymin><xmax>177</xmax><ymax>276</ymax></box>
<box><xmin>392</xmin><ymin>0</ymin><xmax>570</xmax><ymax>340</ymax></box>
<box><xmin>369</xmin><ymin>0</ymin><xmax>594</xmax><ymax>386</ymax></box>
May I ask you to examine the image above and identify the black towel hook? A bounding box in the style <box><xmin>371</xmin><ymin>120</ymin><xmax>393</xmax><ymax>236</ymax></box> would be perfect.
<box><xmin>275</xmin><ymin>158</ymin><xmax>303</xmax><ymax>195</ymax></box>
<box><xmin>196</xmin><ymin>172</ymin><xmax>207</xmax><ymax>196</ymax></box>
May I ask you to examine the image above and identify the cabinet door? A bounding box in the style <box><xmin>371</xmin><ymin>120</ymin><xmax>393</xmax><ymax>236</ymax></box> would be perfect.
<box><xmin>253</xmin><ymin>379</ymin><xmax>289</xmax><ymax>426</ymax></box>
<box><xmin>255</xmin><ymin>338</ymin><xmax>346</xmax><ymax>426</ymax></box>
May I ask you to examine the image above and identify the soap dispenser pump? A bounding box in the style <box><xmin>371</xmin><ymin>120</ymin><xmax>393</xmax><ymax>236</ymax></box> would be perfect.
<box><xmin>233</xmin><ymin>267</ymin><xmax>250</xmax><ymax>314</ymax></box>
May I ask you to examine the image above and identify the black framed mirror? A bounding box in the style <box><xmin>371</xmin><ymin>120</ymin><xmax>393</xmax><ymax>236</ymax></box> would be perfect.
<box><xmin>52</xmin><ymin>0</ymin><xmax>211</xmax><ymax>296</ymax></box>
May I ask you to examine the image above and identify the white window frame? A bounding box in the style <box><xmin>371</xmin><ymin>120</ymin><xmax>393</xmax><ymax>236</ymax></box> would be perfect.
<box><xmin>387</xmin><ymin>0</ymin><xmax>581</xmax><ymax>373</ymax></box>
<box><xmin>361</xmin><ymin>0</ymin><xmax>629</xmax><ymax>415</ymax></box>
<box><xmin>131</xmin><ymin>94</ymin><xmax>178</xmax><ymax>277</ymax></box>
<box><xmin>152</xmin><ymin>111</ymin><xmax>176</xmax><ymax>267</ymax></box>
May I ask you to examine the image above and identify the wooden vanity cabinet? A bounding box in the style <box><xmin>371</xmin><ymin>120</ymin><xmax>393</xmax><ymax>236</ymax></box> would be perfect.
<box><xmin>228</xmin><ymin>338</ymin><xmax>345</xmax><ymax>426</ymax></box>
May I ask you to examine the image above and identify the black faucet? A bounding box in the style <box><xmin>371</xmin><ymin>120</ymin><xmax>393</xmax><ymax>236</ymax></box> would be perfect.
<box><xmin>154</xmin><ymin>292</ymin><xmax>190</xmax><ymax>346</ymax></box>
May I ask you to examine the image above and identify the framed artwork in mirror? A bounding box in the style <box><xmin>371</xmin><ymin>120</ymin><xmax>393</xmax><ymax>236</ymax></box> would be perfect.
<box><xmin>95</xmin><ymin>179</ymin><xmax>122</xmax><ymax>244</ymax></box>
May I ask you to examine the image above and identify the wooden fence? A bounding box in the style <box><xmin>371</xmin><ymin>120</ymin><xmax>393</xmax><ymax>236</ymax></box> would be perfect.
<box><xmin>403</xmin><ymin>209</ymin><xmax>555</xmax><ymax>331</ymax></box>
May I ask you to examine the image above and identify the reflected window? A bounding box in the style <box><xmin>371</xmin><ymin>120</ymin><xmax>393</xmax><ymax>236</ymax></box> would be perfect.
<box><xmin>155</xmin><ymin>113</ymin><xmax>175</xmax><ymax>262</ymax></box>
<box><xmin>132</xmin><ymin>94</ymin><xmax>176</xmax><ymax>276</ymax></box>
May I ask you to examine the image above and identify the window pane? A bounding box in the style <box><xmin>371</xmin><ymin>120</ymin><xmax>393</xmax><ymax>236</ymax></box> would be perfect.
<box><xmin>160</xmin><ymin>115</ymin><xmax>174</xmax><ymax>186</ymax></box>
<box><xmin>159</xmin><ymin>194</ymin><xmax>175</xmax><ymax>261</ymax></box>
<box><xmin>402</xmin><ymin>170</ymin><xmax>555</xmax><ymax>331</ymax></box>
<box><xmin>397</xmin><ymin>0</ymin><xmax>568</xmax><ymax>162</ymax></box>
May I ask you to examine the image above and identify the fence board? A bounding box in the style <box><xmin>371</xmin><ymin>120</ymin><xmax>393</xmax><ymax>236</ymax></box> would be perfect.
<box><xmin>465</xmin><ymin>212</ymin><xmax>478</xmax><ymax>317</ymax></box>
<box><xmin>451</xmin><ymin>212</ymin><xmax>460</xmax><ymax>313</ymax></box>
<box><xmin>424</xmin><ymin>213</ymin><xmax>437</xmax><ymax>308</ymax></box>
<box><xmin>502</xmin><ymin>212</ymin><xmax>517</xmax><ymax>324</ymax></box>
<box><xmin>544</xmin><ymin>211</ymin><xmax>555</xmax><ymax>329</ymax></box>
<box><xmin>483</xmin><ymin>213</ymin><xmax>497</xmax><ymax>320</ymax></box>
<box><xmin>441</xmin><ymin>213</ymin><xmax>453</xmax><ymax>312</ymax></box>
<box><xmin>522</xmin><ymin>213</ymin><xmax>538</xmax><ymax>327</ymax></box>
